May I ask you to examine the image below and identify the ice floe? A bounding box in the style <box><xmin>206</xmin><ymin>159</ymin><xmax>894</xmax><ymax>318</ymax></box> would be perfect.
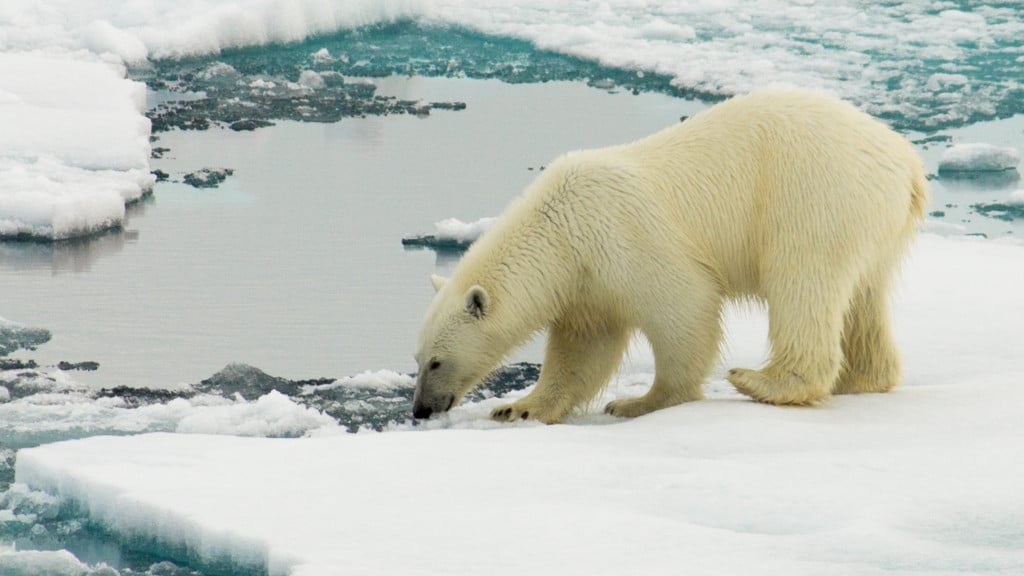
<box><xmin>938</xmin><ymin>143</ymin><xmax>1021</xmax><ymax>174</ymax></box>
<box><xmin>402</xmin><ymin>216</ymin><xmax>496</xmax><ymax>250</ymax></box>
<box><xmin>0</xmin><ymin>53</ymin><xmax>153</xmax><ymax>240</ymax></box>
<box><xmin>12</xmin><ymin>233</ymin><xmax>1024</xmax><ymax>575</ymax></box>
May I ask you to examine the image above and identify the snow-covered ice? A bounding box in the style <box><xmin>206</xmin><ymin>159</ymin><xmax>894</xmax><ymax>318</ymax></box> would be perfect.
<box><xmin>403</xmin><ymin>217</ymin><xmax>497</xmax><ymax>250</ymax></box>
<box><xmin>0</xmin><ymin>549</ymin><xmax>116</xmax><ymax>576</ymax></box>
<box><xmin>434</xmin><ymin>216</ymin><xmax>496</xmax><ymax>245</ymax></box>
<box><xmin>13</xmin><ymin>233</ymin><xmax>1024</xmax><ymax>575</ymax></box>
<box><xmin>938</xmin><ymin>143</ymin><xmax>1021</xmax><ymax>173</ymax></box>
<box><xmin>3</xmin><ymin>1</ymin><xmax>1021</xmax><ymax>129</ymax></box>
<box><xmin>0</xmin><ymin>53</ymin><xmax>153</xmax><ymax>239</ymax></box>
<box><xmin>3</xmin><ymin>2</ymin><xmax>1024</xmax><ymax>239</ymax></box>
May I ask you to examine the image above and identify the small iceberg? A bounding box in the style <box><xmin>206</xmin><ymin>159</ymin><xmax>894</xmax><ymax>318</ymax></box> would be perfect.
<box><xmin>938</xmin><ymin>143</ymin><xmax>1020</xmax><ymax>174</ymax></box>
<box><xmin>402</xmin><ymin>216</ymin><xmax>496</xmax><ymax>251</ymax></box>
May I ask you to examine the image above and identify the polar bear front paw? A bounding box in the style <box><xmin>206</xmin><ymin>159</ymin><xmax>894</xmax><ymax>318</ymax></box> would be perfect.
<box><xmin>490</xmin><ymin>403</ymin><xmax>533</xmax><ymax>422</ymax></box>
<box><xmin>490</xmin><ymin>400</ymin><xmax>564</xmax><ymax>424</ymax></box>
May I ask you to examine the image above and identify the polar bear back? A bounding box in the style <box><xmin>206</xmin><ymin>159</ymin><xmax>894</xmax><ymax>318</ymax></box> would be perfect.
<box><xmin>517</xmin><ymin>88</ymin><xmax>926</xmax><ymax>301</ymax></box>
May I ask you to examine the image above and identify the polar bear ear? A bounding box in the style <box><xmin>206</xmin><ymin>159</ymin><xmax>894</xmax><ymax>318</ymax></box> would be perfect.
<box><xmin>464</xmin><ymin>285</ymin><xmax>489</xmax><ymax>319</ymax></box>
<box><xmin>430</xmin><ymin>274</ymin><xmax>448</xmax><ymax>293</ymax></box>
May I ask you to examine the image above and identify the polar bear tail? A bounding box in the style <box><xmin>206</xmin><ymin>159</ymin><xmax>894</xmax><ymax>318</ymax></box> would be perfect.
<box><xmin>908</xmin><ymin>168</ymin><xmax>929</xmax><ymax>223</ymax></box>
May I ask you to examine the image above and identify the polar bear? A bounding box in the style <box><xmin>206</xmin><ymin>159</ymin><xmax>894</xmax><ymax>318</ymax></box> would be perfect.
<box><xmin>412</xmin><ymin>88</ymin><xmax>927</xmax><ymax>423</ymax></box>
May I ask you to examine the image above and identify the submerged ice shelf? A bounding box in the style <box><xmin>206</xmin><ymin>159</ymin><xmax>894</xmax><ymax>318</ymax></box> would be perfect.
<box><xmin>11</xmin><ymin>233</ymin><xmax>1024</xmax><ymax>576</ymax></box>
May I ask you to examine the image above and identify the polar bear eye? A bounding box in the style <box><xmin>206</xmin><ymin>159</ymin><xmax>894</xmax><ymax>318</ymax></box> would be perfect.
<box><xmin>429</xmin><ymin>359</ymin><xmax>441</xmax><ymax>371</ymax></box>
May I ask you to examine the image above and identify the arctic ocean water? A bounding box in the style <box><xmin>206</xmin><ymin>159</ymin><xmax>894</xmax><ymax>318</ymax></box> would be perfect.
<box><xmin>2</xmin><ymin>4</ymin><xmax>1024</xmax><ymax>575</ymax></box>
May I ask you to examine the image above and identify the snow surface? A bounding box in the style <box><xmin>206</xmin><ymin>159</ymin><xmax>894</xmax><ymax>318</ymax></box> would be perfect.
<box><xmin>14</xmin><ymin>233</ymin><xmax>1024</xmax><ymax>576</ymax></box>
<box><xmin>0</xmin><ymin>53</ymin><xmax>153</xmax><ymax>239</ymax></box>
<box><xmin>938</xmin><ymin>143</ymin><xmax>1021</xmax><ymax>173</ymax></box>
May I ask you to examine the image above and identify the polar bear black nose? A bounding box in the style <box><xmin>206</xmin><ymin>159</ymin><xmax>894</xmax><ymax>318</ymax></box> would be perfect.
<box><xmin>412</xmin><ymin>405</ymin><xmax>433</xmax><ymax>419</ymax></box>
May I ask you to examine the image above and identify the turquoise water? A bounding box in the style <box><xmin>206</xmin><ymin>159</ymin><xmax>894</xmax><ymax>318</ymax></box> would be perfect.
<box><xmin>2</xmin><ymin>16</ymin><xmax>1024</xmax><ymax>576</ymax></box>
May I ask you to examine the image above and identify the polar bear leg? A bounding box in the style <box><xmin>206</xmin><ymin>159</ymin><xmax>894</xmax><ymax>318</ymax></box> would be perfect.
<box><xmin>605</xmin><ymin>289</ymin><xmax>722</xmax><ymax>418</ymax></box>
<box><xmin>491</xmin><ymin>323</ymin><xmax>630</xmax><ymax>424</ymax></box>
<box><xmin>834</xmin><ymin>269</ymin><xmax>901</xmax><ymax>394</ymax></box>
<box><xmin>728</xmin><ymin>274</ymin><xmax>852</xmax><ymax>405</ymax></box>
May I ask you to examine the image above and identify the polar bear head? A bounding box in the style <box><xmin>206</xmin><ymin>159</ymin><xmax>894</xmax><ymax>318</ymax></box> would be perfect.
<box><xmin>413</xmin><ymin>274</ymin><xmax>503</xmax><ymax>419</ymax></box>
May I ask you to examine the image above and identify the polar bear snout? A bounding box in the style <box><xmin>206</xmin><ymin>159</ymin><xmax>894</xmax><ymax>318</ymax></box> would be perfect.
<box><xmin>411</xmin><ymin>383</ymin><xmax>455</xmax><ymax>419</ymax></box>
<box><xmin>411</xmin><ymin>403</ymin><xmax>433</xmax><ymax>419</ymax></box>
<box><xmin>411</xmin><ymin>395</ymin><xmax>453</xmax><ymax>419</ymax></box>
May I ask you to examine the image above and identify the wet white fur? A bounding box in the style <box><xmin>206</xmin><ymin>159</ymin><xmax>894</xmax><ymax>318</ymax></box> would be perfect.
<box><xmin>415</xmin><ymin>88</ymin><xmax>927</xmax><ymax>423</ymax></box>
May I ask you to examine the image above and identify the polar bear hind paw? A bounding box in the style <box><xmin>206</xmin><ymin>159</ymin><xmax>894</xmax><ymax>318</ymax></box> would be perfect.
<box><xmin>604</xmin><ymin>397</ymin><xmax>659</xmax><ymax>418</ymax></box>
<box><xmin>727</xmin><ymin>368</ymin><xmax>828</xmax><ymax>406</ymax></box>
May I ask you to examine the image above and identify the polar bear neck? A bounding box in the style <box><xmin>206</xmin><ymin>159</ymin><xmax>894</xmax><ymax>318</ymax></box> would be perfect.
<box><xmin>451</xmin><ymin>173</ymin><xmax>580</xmax><ymax>351</ymax></box>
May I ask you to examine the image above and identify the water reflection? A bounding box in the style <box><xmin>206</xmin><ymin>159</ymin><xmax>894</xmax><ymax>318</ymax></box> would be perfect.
<box><xmin>402</xmin><ymin>244</ymin><xmax>464</xmax><ymax>269</ymax></box>
<box><xmin>0</xmin><ymin>228</ymin><xmax>137</xmax><ymax>274</ymax></box>
<box><xmin>936</xmin><ymin>169</ymin><xmax>1021</xmax><ymax>192</ymax></box>
<box><xmin>0</xmin><ymin>198</ymin><xmax>149</xmax><ymax>274</ymax></box>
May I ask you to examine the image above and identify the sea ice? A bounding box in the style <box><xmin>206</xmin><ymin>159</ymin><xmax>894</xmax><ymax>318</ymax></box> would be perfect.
<box><xmin>0</xmin><ymin>53</ymin><xmax>153</xmax><ymax>240</ymax></box>
<box><xmin>2</xmin><ymin>1</ymin><xmax>1023</xmax><ymax>240</ymax></box>
<box><xmin>938</xmin><ymin>143</ymin><xmax>1021</xmax><ymax>173</ymax></box>
<box><xmin>434</xmin><ymin>216</ymin><xmax>496</xmax><ymax>244</ymax></box>
<box><xmin>13</xmin><ymin>234</ymin><xmax>1024</xmax><ymax>575</ymax></box>
<box><xmin>0</xmin><ymin>549</ymin><xmax>115</xmax><ymax>576</ymax></box>
<box><xmin>298</xmin><ymin>70</ymin><xmax>325</xmax><ymax>89</ymax></box>
<box><xmin>403</xmin><ymin>216</ymin><xmax>496</xmax><ymax>250</ymax></box>
<box><xmin>0</xmin><ymin>317</ymin><xmax>51</xmax><ymax>356</ymax></box>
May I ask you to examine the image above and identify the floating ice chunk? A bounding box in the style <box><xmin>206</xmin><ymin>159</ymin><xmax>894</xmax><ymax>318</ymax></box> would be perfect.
<box><xmin>298</xmin><ymin>70</ymin><xmax>325</xmax><ymax>89</ymax></box>
<box><xmin>402</xmin><ymin>216</ymin><xmax>497</xmax><ymax>250</ymax></box>
<box><xmin>197</xmin><ymin>62</ymin><xmax>242</xmax><ymax>88</ymax></box>
<box><xmin>436</xmin><ymin>216</ymin><xmax>496</xmax><ymax>243</ymax></box>
<box><xmin>925</xmin><ymin>73</ymin><xmax>969</xmax><ymax>92</ymax></box>
<box><xmin>938</xmin><ymin>143</ymin><xmax>1021</xmax><ymax>173</ymax></box>
<box><xmin>1009</xmin><ymin>189</ymin><xmax>1024</xmax><ymax>205</ymax></box>
<box><xmin>304</xmin><ymin>369</ymin><xmax>414</xmax><ymax>393</ymax></box>
<box><xmin>175</xmin><ymin>391</ymin><xmax>337</xmax><ymax>437</ymax></box>
<box><xmin>198</xmin><ymin>61</ymin><xmax>238</xmax><ymax>80</ymax></box>
<box><xmin>0</xmin><ymin>317</ymin><xmax>51</xmax><ymax>356</ymax></box>
<box><xmin>311</xmin><ymin>48</ymin><xmax>334</xmax><ymax>64</ymax></box>
<box><xmin>249</xmin><ymin>78</ymin><xmax>277</xmax><ymax>89</ymax></box>
<box><xmin>0</xmin><ymin>549</ymin><xmax>109</xmax><ymax>576</ymax></box>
